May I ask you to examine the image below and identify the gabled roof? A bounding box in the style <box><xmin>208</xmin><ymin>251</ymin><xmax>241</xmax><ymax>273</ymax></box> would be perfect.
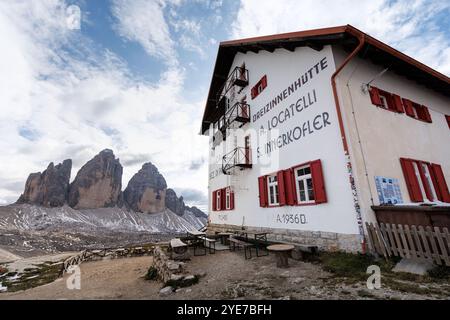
<box><xmin>201</xmin><ymin>24</ymin><xmax>450</xmax><ymax>134</ymax></box>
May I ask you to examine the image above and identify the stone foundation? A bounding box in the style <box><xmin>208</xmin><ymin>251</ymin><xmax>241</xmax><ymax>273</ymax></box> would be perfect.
<box><xmin>207</xmin><ymin>224</ymin><xmax>362</xmax><ymax>253</ymax></box>
<box><xmin>152</xmin><ymin>246</ymin><xmax>187</xmax><ymax>283</ymax></box>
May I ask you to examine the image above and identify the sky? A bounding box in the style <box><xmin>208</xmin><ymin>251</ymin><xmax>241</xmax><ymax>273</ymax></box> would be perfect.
<box><xmin>0</xmin><ymin>0</ymin><xmax>449</xmax><ymax>211</ymax></box>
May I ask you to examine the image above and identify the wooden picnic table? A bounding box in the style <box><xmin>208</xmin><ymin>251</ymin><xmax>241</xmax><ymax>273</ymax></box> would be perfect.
<box><xmin>267</xmin><ymin>244</ymin><xmax>295</xmax><ymax>268</ymax></box>
<box><xmin>216</xmin><ymin>232</ymin><xmax>234</xmax><ymax>245</ymax></box>
<box><xmin>186</xmin><ymin>230</ymin><xmax>207</xmax><ymax>256</ymax></box>
<box><xmin>237</xmin><ymin>231</ymin><xmax>270</xmax><ymax>256</ymax></box>
<box><xmin>187</xmin><ymin>230</ymin><xmax>206</xmax><ymax>237</ymax></box>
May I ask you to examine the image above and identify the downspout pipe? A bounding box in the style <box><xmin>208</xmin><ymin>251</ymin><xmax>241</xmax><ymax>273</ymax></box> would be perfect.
<box><xmin>331</xmin><ymin>30</ymin><xmax>367</xmax><ymax>253</ymax></box>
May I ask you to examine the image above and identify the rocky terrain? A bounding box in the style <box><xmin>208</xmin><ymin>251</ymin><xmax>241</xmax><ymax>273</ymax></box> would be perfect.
<box><xmin>1</xmin><ymin>149</ymin><xmax>207</xmax><ymax>256</ymax></box>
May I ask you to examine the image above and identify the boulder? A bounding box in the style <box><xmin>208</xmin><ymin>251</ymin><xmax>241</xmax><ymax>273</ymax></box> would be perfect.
<box><xmin>68</xmin><ymin>149</ymin><xmax>123</xmax><ymax>209</ymax></box>
<box><xmin>159</xmin><ymin>286</ymin><xmax>174</xmax><ymax>296</ymax></box>
<box><xmin>17</xmin><ymin>159</ymin><xmax>72</xmax><ymax>207</ymax></box>
<box><xmin>165</xmin><ymin>188</ymin><xmax>185</xmax><ymax>216</ymax></box>
<box><xmin>123</xmin><ymin>162</ymin><xmax>167</xmax><ymax>214</ymax></box>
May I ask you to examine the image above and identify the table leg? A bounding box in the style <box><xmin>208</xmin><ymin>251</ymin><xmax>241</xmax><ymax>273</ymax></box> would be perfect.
<box><xmin>275</xmin><ymin>252</ymin><xmax>289</xmax><ymax>268</ymax></box>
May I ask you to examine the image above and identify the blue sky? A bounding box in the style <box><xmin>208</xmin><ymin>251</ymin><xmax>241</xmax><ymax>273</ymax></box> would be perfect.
<box><xmin>0</xmin><ymin>0</ymin><xmax>449</xmax><ymax>209</ymax></box>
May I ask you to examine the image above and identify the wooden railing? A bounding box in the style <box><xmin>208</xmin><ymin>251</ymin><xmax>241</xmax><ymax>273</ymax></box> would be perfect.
<box><xmin>366</xmin><ymin>222</ymin><xmax>450</xmax><ymax>266</ymax></box>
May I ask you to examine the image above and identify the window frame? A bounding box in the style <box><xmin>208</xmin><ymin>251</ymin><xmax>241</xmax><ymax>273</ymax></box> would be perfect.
<box><xmin>225</xmin><ymin>187</ymin><xmax>231</xmax><ymax>210</ymax></box>
<box><xmin>267</xmin><ymin>174</ymin><xmax>280</xmax><ymax>207</ymax></box>
<box><xmin>216</xmin><ymin>190</ymin><xmax>221</xmax><ymax>211</ymax></box>
<box><xmin>378</xmin><ymin>89</ymin><xmax>398</xmax><ymax>113</ymax></box>
<box><xmin>293</xmin><ymin>164</ymin><xmax>315</xmax><ymax>205</ymax></box>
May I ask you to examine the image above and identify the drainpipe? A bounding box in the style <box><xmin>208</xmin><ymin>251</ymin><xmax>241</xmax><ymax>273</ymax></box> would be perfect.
<box><xmin>330</xmin><ymin>31</ymin><xmax>367</xmax><ymax>253</ymax></box>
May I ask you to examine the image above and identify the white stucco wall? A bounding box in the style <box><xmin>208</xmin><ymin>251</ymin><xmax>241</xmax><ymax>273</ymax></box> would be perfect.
<box><xmin>207</xmin><ymin>45</ymin><xmax>361</xmax><ymax>237</ymax></box>
<box><xmin>332</xmin><ymin>46</ymin><xmax>450</xmax><ymax>226</ymax></box>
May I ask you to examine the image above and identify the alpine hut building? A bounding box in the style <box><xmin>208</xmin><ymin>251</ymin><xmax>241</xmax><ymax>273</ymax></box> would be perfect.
<box><xmin>200</xmin><ymin>25</ymin><xmax>450</xmax><ymax>253</ymax></box>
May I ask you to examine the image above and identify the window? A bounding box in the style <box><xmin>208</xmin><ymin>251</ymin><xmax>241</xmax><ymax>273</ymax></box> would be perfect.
<box><xmin>368</xmin><ymin>86</ymin><xmax>432</xmax><ymax>122</ymax></box>
<box><xmin>294</xmin><ymin>165</ymin><xmax>315</xmax><ymax>204</ymax></box>
<box><xmin>369</xmin><ymin>86</ymin><xmax>403</xmax><ymax>113</ymax></box>
<box><xmin>251</xmin><ymin>75</ymin><xmax>267</xmax><ymax>99</ymax></box>
<box><xmin>212</xmin><ymin>187</ymin><xmax>234</xmax><ymax>211</ymax></box>
<box><xmin>258</xmin><ymin>159</ymin><xmax>327</xmax><ymax>208</ymax></box>
<box><xmin>216</xmin><ymin>190</ymin><xmax>221</xmax><ymax>211</ymax></box>
<box><xmin>267</xmin><ymin>175</ymin><xmax>279</xmax><ymax>206</ymax></box>
<box><xmin>400</xmin><ymin>158</ymin><xmax>450</xmax><ymax>203</ymax></box>
<box><xmin>225</xmin><ymin>187</ymin><xmax>231</xmax><ymax>210</ymax></box>
<box><xmin>403</xmin><ymin>99</ymin><xmax>432</xmax><ymax>123</ymax></box>
<box><xmin>239</xmin><ymin>63</ymin><xmax>246</xmax><ymax>80</ymax></box>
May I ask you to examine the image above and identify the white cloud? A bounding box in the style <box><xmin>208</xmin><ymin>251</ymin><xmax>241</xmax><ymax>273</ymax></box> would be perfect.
<box><xmin>0</xmin><ymin>0</ymin><xmax>209</xmax><ymax>205</ymax></box>
<box><xmin>231</xmin><ymin>0</ymin><xmax>450</xmax><ymax>75</ymax></box>
<box><xmin>111</xmin><ymin>0</ymin><xmax>178</xmax><ymax>65</ymax></box>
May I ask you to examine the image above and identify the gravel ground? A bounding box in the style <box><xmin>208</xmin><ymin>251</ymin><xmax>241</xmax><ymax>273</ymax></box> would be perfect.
<box><xmin>1</xmin><ymin>249</ymin><xmax>449</xmax><ymax>300</ymax></box>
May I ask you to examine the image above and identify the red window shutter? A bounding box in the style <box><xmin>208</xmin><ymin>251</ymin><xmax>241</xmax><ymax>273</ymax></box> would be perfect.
<box><xmin>283</xmin><ymin>169</ymin><xmax>297</xmax><ymax>205</ymax></box>
<box><xmin>221</xmin><ymin>188</ymin><xmax>227</xmax><ymax>210</ymax></box>
<box><xmin>258</xmin><ymin>176</ymin><xmax>268</xmax><ymax>207</ymax></box>
<box><xmin>430</xmin><ymin>164</ymin><xmax>450</xmax><ymax>203</ymax></box>
<box><xmin>402</xmin><ymin>99</ymin><xmax>415</xmax><ymax>117</ymax></box>
<box><xmin>261</xmin><ymin>75</ymin><xmax>267</xmax><ymax>89</ymax></box>
<box><xmin>230</xmin><ymin>190</ymin><xmax>235</xmax><ymax>210</ymax></box>
<box><xmin>251</xmin><ymin>87</ymin><xmax>256</xmax><ymax>100</ymax></box>
<box><xmin>277</xmin><ymin>170</ymin><xmax>286</xmax><ymax>206</ymax></box>
<box><xmin>400</xmin><ymin>158</ymin><xmax>423</xmax><ymax>202</ymax></box>
<box><xmin>310</xmin><ymin>160</ymin><xmax>327</xmax><ymax>204</ymax></box>
<box><xmin>212</xmin><ymin>190</ymin><xmax>217</xmax><ymax>211</ymax></box>
<box><xmin>420</xmin><ymin>105</ymin><xmax>432</xmax><ymax>123</ymax></box>
<box><xmin>427</xmin><ymin>163</ymin><xmax>442</xmax><ymax>201</ymax></box>
<box><xmin>369</xmin><ymin>86</ymin><xmax>382</xmax><ymax>106</ymax></box>
<box><xmin>446</xmin><ymin>115</ymin><xmax>450</xmax><ymax>129</ymax></box>
<box><xmin>392</xmin><ymin>94</ymin><xmax>404</xmax><ymax>113</ymax></box>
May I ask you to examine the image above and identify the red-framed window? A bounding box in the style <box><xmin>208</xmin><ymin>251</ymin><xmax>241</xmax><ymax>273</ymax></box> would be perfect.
<box><xmin>251</xmin><ymin>75</ymin><xmax>267</xmax><ymax>100</ymax></box>
<box><xmin>400</xmin><ymin>158</ymin><xmax>450</xmax><ymax>203</ymax></box>
<box><xmin>258</xmin><ymin>159</ymin><xmax>327</xmax><ymax>207</ymax></box>
<box><xmin>369</xmin><ymin>86</ymin><xmax>432</xmax><ymax>123</ymax></box>
<box><xmin>212</xmin><ymin>187</ymin><xmax>235</xmax><ymax>211</ymax></box>
<box><xmin>445</xmin><ymin>115</ymin><xmax>450</xmax><ymax>129</ymax></box>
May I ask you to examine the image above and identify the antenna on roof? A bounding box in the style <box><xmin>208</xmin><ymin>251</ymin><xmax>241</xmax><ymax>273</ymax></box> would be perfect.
<box><xmin>361</xmin><ymin>67</ymin><xmax>390</xmax><ymax>93</ymax></box>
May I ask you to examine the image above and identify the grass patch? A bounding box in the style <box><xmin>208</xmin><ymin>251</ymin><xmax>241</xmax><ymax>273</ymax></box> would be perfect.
<box><xmin>1</xmin><ymin>262</ymin><xmax>63</xmax><ymax>293</ymax></box>
<box><xmin>318</xmin><ymin>251</ymin><xmax>394</xmax><ymax>281</ymax></box>
<box><xmin>145</xmin><ymin>266</ymin><xmax>158</xmax><ymax>280</ymax></box>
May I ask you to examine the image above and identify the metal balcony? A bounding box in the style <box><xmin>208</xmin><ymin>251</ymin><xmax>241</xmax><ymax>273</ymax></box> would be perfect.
<box><xmin>224</xmin><ymin>102</ymin><xmax>250</xmax><ymax>129</ymax></box>
<box><xmin>216</xmin><ymin>66</ymin><xmax>249</xmax><ymax>109</ymax></box>
<box><xmin>222</xmin><ymin>147</ymin><xmax>252</xmax><ymax>175</ymax></box>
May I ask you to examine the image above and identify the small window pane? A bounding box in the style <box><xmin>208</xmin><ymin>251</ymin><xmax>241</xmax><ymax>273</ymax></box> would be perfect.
<box><xmin>307</xmin><ymin>178</ymin><xmax>314</xmax><ymax>201</ymax></box>
<box><xmin>304</xmin><ymin>167</ymin><xmax>311</xmax><ymax>175</ymax></box>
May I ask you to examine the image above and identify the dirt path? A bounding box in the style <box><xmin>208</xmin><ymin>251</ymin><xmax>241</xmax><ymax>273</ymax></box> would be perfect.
<box><xmin>1</xmin><ymin>251</ymin><xmax>449</xmax><ymax>300</ymax></box>
<box><xmin>1</xmin><ymin>256</ymin><xmax>158</xmax><ymax>299</ymax></box>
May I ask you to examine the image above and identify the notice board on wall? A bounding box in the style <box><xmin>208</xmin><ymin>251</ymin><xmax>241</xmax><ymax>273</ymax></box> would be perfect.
<box><xmin>374</xmin><ymin>176</ymin><xmax>403</xmax><ymax>205</ymax></box>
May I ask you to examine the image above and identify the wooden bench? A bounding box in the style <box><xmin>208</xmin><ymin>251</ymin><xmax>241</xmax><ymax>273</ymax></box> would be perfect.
<box><xmin>199</xmin><ymin>236</ymin><xmax>216</xmax><ymax>254</ymax></box>
<box><xmin>229</xmin><ymin>237</ymin><xmax>253</xmax><ymax>259</ymax></box>
<box><xmin>170</xmin><ymin>238</ymin><xmax>190</xmax><ymax>260</ymax></box>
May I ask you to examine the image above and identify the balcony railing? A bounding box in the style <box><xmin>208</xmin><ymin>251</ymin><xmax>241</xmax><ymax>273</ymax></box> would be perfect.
<box><xmin>216</xmin><ymin>66</ymin><xmax>249</xmax><ymax>109</ymax></box>
<box><xmin>225</xmin><ymin>102</ymin><xmax>251</xmax><ymax>128</ymax></box>
<box><xmin>222</xmin><ymin>147</ymin><xmax>252</xmax><ymax>175</ymax></box>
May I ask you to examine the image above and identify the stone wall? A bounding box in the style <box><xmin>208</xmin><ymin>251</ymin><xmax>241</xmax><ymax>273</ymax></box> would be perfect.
<box><xmin>207</xmin><ymin>223</ymin><xmax>362</xmax><ymax>253</ymax></box>
<box><xmin>152</xmin><ymin>246</ymin><xmax>187</xmax><ymax>283</ymax></box>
